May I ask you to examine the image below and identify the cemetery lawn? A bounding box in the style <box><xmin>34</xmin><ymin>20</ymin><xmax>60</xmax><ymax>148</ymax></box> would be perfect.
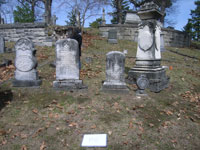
<box><xmin>0</xmin><ymin>29</ymin><xmax>200</xmax><ymax>150</ymax></box>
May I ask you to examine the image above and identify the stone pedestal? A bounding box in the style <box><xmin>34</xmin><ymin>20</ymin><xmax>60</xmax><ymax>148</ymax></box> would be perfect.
<box><xmin>53</xmin><ymin>39</ymin><xmax>87</xmax><ymax>90</ymax></box>
<box><xmin>102</xmin><ymin>51</ymin><xmax>129</xmax><ymax>93</ymax></box>
<box><xmin>127</xmin><ymin>1</ymin><xmax>169</xmax><ymax>93</ymax></box>
<box><xmin>13</xmin><ymin>38</ymin><xmax>42</xmax><ymax>87</ymax></box>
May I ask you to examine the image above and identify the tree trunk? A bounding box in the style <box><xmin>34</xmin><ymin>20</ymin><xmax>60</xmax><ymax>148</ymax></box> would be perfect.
<box><xmin>160</xmin><ymin>1</ymin><xmax>166</xmax><ymax>26</ymax></box>
<box><xmin>31</xmin><ymin>0</ymin><xmax>35</xmax><ymax>21</ymax></box>
<box><xmin>44</xmin><ymin>0</ymin><xmax>52</xmax><ymax>24</ymax></box>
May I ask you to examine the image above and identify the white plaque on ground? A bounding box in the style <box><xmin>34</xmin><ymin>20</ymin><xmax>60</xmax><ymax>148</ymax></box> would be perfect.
<box><xmin>81</xmin><ymin>134</ymin><xmax>107</xmax><ymax>147</ymax></box>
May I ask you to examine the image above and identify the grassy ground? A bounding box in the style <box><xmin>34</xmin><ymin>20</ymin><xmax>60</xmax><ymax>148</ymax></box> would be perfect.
<box><xmin>0</xmin><ymin>28</ymin><xmax>200</xmax><ymax>150</ymax></box>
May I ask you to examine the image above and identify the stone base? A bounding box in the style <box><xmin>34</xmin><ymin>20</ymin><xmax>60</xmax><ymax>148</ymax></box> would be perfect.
<box><xmin>101</xmin><ymin>82</ymin><xmax>129</xmax><ymax>94</ymax></box>
<box><xmin>127</xmin><ymin>66</ymin><xmax>169</xmax><ymax>93</ymax></box>
<box><xmin>108</xmin><ymin>39</ymin><xmax>118</xmax><ymax>44</ymax></box>
<box><xmin>12</xmin><ymin>79</ymin><xmax>42</xmax><ymax>87</ymax></box>
<box><xmin>53</xmin><ymin>79</ymin><xmax>87</xmax><ymax>90</ymax></box>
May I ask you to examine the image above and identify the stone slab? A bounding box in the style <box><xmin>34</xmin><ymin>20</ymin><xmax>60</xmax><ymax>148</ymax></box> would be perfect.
<box><xmin>53</xmin><ymin>80</ymin><xmax>87</xmax><ymax>90</ymax></box>
<box><xmin>12</xmin><ymin>79</ymin><xmax>42</xmax><ymax>87</ymax></box>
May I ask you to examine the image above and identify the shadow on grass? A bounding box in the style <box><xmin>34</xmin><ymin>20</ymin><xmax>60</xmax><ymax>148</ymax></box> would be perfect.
<box><xmin>0</xmin><ymin>89</ymin><xmax>13</xmax><ymax>111</ymax></box>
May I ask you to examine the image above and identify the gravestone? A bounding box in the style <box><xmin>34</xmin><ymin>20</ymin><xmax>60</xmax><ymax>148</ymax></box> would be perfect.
<box><xmin>0</xmin><ymin>36</ymin><xmax>5</xmax><ymax>54</ymax></box>
<box><xmin>13</xmin><ymin>38</ymin><xmax>42</xmax><ymax>87</ymax></box>
<box><xmin>108</xmin><ymin>29</ymin><xmax>118</xmax><ymax>44</ymax></box>
<box><xmin>160</xmin><ymin>33</ymin><xmax>165</xmax><ymax>52</ymax></box>
<box><xmin>53</xmin><ymin>39</ymin><xmax>86</xmax><ymax>90</ymax></box>
<box><xmin>128</xmin><ymin>1</ymin><xmax>169</xmax><ymax>93</ymax></box>
<box><xmin>125</xmin><ymin>11</ymin><xmax>141</xmax><ymax>24</ymax></box>
<box><xmin>102</xmin><ymin>51</ymin><xmax>129</xmax><ymax>93</ymax></box>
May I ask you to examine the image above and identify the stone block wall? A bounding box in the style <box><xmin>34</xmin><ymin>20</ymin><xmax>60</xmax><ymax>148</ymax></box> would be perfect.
<box><xmin>0</xmin><ymin>23</ymin><xmax>53</xmax><ymax>46</ymax></box>
<box><xmin>99</xmin><ymin>24</ymin><xmax>190</xmax><ymax>48</ymax></box>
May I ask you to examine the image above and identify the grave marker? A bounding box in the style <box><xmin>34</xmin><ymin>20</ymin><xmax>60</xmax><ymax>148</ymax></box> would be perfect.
<box><xmin>13</xmin><ymin>38</ymin><xmax>42</xmax><ymax>87</ymax></box>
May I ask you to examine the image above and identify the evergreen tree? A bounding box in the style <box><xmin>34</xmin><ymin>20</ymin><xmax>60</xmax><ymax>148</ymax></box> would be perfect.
<box><xmin>89</xmin><ymin>18</ymin><xmax>102</xmax><ymax>28</ymax></box>
<box><xmin>111</xmin><ymin>0</ymin><xmax>130</xmax><ymax>24</ymax></box>
<box><xmin>13</xmin><ymin>2</ymin><xmax>35</xmax><ymax>23</ymax></box>
<box><xmin>65</xmin><ymin>10</ymin><xmax>77</xmax><ymax>26</ymax></box>
<box><xmin>184</xmin><ymin>1</ymin><xmax>200</xmax><ymax>41</ymax></box>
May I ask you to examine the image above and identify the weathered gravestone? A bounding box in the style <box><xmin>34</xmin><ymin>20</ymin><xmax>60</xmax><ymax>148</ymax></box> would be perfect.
<box><xmin>160</xmin><ymin>33</ymin><xmax>165</xmax><ymax>52</ymax></box>
<box><xmin>108</xmin><ymin>29</ymin><xmax>118</xmax><ymax>44</ymax></box>
<box><xmin>0</xmin><ymin>36</ymin><xmax>5</xmax><ymax>54</ymax></box>
<box><xmin>13</xmin><ymin>38</ymin><xmax>42</xmax><ymax>87</ymax></box>
<box><xmin>102</xmin><ymin>51</ymin><xmax>129</xmax><ymax>93</ymax></box>
<box><xmin>53</xmin><ymin>39</ymin><xmax>86</xmax><ymax>90</ymax></box>
<box><xmin>127</xmin><ymin>1</ymin><xmax>169</xmax><ymax>93</ymax></box>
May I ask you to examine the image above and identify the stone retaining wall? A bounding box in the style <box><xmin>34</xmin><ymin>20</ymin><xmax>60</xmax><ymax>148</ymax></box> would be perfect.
<box><xmin>0</xmin><ymin>23</ymin><xmax>53</xmax><ymax>46</ymax></box>
<box><xmin>99</xmin><ymin>24</ymin><xmax>191</xmax><ymax>47</ymax></box>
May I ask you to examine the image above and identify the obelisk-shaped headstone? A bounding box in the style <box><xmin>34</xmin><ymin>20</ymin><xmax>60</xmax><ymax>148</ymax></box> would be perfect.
<box><xmin>102</xmin><ymin>51</ymin><xmax>129</xmax><ymax>93</ymax></box>
<box><xmin>13</xmin><ymin>38</ymin><xmax>42</xmax><ymax>87</ymax></box>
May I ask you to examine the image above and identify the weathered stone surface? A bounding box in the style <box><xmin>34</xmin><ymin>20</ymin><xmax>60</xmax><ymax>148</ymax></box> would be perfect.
<box><xmin>125</xmin><ymin>11</ymin><xmax>141</xmax><ymax>24</ymax></box>
<box><xmin>99</xmin><ymin>23</ymin><xmax>190</xmax><ymax>48</ymax></box>
<box><xmin>13</xmin><ymin>38</ymin><xmax>42</xmax><ymax>87</ymax></box>
<box><xmin>102</xmin><ymin>51</ymin><xmax>129</xmax><ymax>93</ymax></box>
<box><xmin>0</xmin><ymin>36</ymin><xmax>5</xmax><ymax>54</ymax></box>
<box><xmin>0</xmin><ymin>23</ymin><xmax>53</xmax><ymax>47</ymax></box>
<box><xmin>128</xmin><ymin>1</ymin><xmax>169</xmax><ymax>93</ymax></box>
<box><xmin>108</xmin><ymin>29</ymin><xmax>118</xmax><ymax>44</ymax></box>
<box><xmin>53</xmin><ymin>39</ymin><xmax>86</xmax><ymax>90</ymax></box>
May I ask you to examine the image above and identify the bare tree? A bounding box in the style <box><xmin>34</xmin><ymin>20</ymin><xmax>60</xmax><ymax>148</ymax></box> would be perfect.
<box><xmin>59</xmin><ymin>0</ymin><xmax>109</xmax><ymax>33</ymax></box>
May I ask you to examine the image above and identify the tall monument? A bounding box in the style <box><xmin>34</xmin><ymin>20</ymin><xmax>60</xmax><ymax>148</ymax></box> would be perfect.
<box><xmin>128</xmin><ymin>0</ymin><xmax>169</xmax><ymax>93</ymax></box>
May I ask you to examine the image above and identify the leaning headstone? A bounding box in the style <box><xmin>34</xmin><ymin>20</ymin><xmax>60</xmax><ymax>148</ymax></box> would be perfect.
<box><xmin>108</xmin><ymin>29</ymin><xmax>118</xmax><ymax>44</ymax></box>
<box><xmin>0</xmin><ymin>36</ymin><xmax>5</xmax><ymax>54</ymax></box>
<box><xmin>53</xmin><ymin>39</ymin><xmax>86</xmax><ymax>90</ymax></box>
<box><xmin>13</xmin><ymin>38</ymin><xmax>42</xmax><ymax>87</ymax></box>
<box><xmin>102</xmin><ymin>51</ymin><xmax>129</xmax><ymax>93</ymax></box>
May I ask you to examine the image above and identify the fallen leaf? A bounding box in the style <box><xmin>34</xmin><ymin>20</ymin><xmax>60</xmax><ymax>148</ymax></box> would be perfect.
<box><xmin>32</xmin><ymin>128</ymin><xmax>44</xmax><ymax>138</ymax></box>
<box><xmin>108</xmin><ymin>131</ymin><xmax>112</xmax><ymax>135</ymax></box>
<box><xmin>56</xmin><ymin>104</ymin><xmax>63</xmax><ymax>109</ymax></box>
<box><xmin>32</xmin><ymin>109</ymin><xmax>38</xmax><ymax>114</ymax></box>
<box><xmin>149</xmin><ymin>123</ymin><xmax>154</xmax><ymax>127</ymax></box>
<box><xmin>129</xmin><ymin>121</ymin><xmax>133</xmax><ymax>129</ymax></box>
<box><xmin>21</xmin><ymin>134</ymin><xmax>28</xmax><ymax>139</ymax></box>
<box><xmin>68</xmin><ymin>122</ymin><xmax>78</xmax><ymax>128</ymax></box>
<box><xmin>21</xmin><ymin>145</ymin><xmax>27</xmax><ymax>150</ymax></box>
<box><xmin>40</xmin><ymin>141</ymin><xmax>46</xmax><ymax>150</ymax></box>
<box><xmin>90</xmin><ymin>124</ymin><xmax>96</xmax><ymax>129</ymax></box>
<box><xmin>139</xmin><ymin>126</ymin><xmax>144</xmax><ymax>133</ymax></box>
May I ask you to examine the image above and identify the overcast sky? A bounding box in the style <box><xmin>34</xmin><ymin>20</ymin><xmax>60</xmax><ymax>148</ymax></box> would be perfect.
<box><xmin>54</xmin><ymin>0</ymin><xmax>196</xmax><ymax>31</ymax></box>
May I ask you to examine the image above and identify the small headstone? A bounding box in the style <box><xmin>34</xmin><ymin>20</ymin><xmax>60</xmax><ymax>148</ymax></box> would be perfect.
<box><xmin>108</xmin><ymin>29</ymin><xmax>118</xmax><ymax>44</ymax></box>
<box><xmin>102</xmin><ymin>51</ymin><xmax>129</xmax><ymax>93</ymax></box>
<box><xmin>13</xmin><ymin>38</ymin><xmax>42</xmax><ymax>87</ymax></box>
<box><xmin>0</xmin><ymin>36</ymin><xmax>5</xmax><ymax>54</ymax></box>
<box><xmin>160</xmin><ymin>33</ymin><xmax>165</xmax><ymax>52</ymax></box>
<box><xmin>53</xmin><ymin>39</ymin><xmax>86</xmax><ymax>90</ymax></box>
<box><xmin>136</xmin><ymin>74</ymin><xmax>149</xmax><ymax>96</ymax></box>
